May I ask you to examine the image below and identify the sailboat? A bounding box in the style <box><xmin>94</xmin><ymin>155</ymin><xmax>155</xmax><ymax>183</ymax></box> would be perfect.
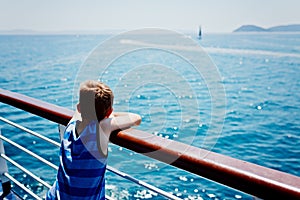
<box><xmin>198</xmin><ymin>26</ymin><xmax>202</xmax><ymax>39</ymax></box>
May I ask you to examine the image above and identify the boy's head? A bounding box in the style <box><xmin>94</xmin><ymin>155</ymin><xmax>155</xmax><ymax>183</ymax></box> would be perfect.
<box><xmin>78</xmin><ymin>80</ymin><xmax>114</xmax><ymax>122</ymax></box>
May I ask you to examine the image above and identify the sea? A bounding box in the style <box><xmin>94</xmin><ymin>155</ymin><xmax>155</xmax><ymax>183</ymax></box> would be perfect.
<box><xmin>0</xmin><ymin>31</ymin><xmax>299</xmax><ymax>200</ymax></box>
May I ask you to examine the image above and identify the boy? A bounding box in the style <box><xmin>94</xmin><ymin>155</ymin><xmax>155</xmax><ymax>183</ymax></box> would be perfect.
<box><xmin>46</xmin><ymin>80</ymin><xmax>141</xmax><ymax>200</ymax></box>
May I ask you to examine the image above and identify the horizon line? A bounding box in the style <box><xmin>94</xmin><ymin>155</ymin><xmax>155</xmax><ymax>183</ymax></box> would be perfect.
<box><xmin>0</xmin><ymin>28</ymin><xmax>231</xmax><ymax>35</ymax></box>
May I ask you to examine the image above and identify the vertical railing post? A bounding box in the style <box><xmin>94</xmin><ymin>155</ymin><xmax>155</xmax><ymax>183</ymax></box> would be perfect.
<box><xmin>0</xmin><ymin>129</ymin><xmax>11</xmax><ymax>198</ymax></box>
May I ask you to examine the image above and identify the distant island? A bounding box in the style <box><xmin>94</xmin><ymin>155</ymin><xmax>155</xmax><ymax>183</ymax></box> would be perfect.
<box><xmin>234</xmin><ymin>24</ymin><xmax>300</xmax><ymax>32</ymax></box>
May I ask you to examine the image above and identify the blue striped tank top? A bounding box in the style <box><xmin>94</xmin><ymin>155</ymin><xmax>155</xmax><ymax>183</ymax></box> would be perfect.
<box><xmin>46</xmin><ymin>120</ymin><xmax>107</xmax><ymax>200</ymax></box>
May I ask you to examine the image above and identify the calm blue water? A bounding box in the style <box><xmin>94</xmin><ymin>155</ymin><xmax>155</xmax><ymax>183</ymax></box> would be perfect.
<box><xmin>0</xmin><ymin>32</ymin><xmax>299</xmax><ymax>199</ymax></box>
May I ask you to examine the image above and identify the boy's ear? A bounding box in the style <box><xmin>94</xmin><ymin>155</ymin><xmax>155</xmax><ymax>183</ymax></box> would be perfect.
<box><xmin>77</xmin><ymin>103</ymin><xmax>81</xmax><ymax>113</ymax></box>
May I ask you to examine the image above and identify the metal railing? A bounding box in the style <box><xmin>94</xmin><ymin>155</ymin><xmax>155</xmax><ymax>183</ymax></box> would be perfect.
<box><xmin>1</xmin><ymin>88</ymin><xmax>300</xmax><ymax>200</ymax></box>
<box><xmin>0</xmin><ymin>118</ymin><xmax>180</xmax><ymax>199</ymax></box>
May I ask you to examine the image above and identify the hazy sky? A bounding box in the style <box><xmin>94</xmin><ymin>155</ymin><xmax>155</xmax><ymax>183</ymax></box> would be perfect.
<box><xmin>0</xmin><ymin>0</ymin><xmax>299</xmax><ymax>33</ymax></box>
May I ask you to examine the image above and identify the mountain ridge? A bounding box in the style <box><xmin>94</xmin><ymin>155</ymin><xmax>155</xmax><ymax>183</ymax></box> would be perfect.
<box><xmin>234</xmin><ymin>24</ymin><xmax>300</xmax><ymax>32</ymax></box>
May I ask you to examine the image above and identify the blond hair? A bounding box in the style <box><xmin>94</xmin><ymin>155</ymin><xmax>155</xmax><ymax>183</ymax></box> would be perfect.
<box><xmin>79</xmin><ymin>80</ymin><xmax>114</xmax><ymax>121</ymax></box>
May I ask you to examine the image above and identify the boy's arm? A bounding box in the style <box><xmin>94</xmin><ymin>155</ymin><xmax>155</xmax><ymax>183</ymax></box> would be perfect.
<box><xmin>98</xmin><ymin>112</ymin><xmax>141</xmax><ymax>156</ymax></box>
<box><xmin>110</xmin><ymin>112</ymin><xmax>141</xmax><ymax>131</ymax></box>
<box><xmin>100</xmin><ymin>112</ymin><xmax>141</xmax><ymax>137</ymax></box>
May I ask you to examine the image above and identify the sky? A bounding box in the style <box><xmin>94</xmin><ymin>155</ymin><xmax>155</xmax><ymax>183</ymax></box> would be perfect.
<box><xmin>0</xmin><ymin>0</ymin><xmax>299</xmax><ymax>33</ymax></box>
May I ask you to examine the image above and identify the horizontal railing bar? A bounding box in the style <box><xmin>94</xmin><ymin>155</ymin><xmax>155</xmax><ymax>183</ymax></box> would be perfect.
<box><xmin>1</xmin><ymin>89</ymin><xmax>300</xmax><ymax>199</ymax></box>
<box><xmin>0</xmin><ymin>89</ymin><xmax>73</xmax><ymax>125</ymax></box>
<box><xmin>0</xmin><ymin>117</ymin><xmax>180</xmax><ymax>200</ymax></box>
<box><xmin>3</xmin><ymin>172</ymin><xmax>42</xmax><ymax>200</ymax></box>
<box><xmin>1</xmin><ymin>153</ymin><xmax>52</xmax><ymax>189</ymax></box>
<box><xmin>0</xmin><ymin>134</ymin><xmax>58</xmax><ymax>170</ymax></box>
<box><xmin>0</xmin><ymin>116</ymin><xmax>60</xmax><ymax>147</ymax></box>
<box><xmin>106</xmin><ymin>166</ymin><xmax>181</xmax><ymax>200</ymax></box>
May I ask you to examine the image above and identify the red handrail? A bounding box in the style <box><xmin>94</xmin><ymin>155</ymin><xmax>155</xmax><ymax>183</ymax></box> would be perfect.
<box><xmin>1</xmin><ymin>88</ymin><xmax>300</xmax><ymax>200</ymax></box>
